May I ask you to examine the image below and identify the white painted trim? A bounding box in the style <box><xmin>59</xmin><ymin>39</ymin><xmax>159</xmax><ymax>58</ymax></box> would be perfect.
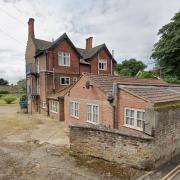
<box><xmin>60</xmin><ymin>77</ymin><xmax>70</xmax><ymax>85</ymax></box>
<box><xmin>124</xmin><ymin>107</ymin><xmax>145</xmax><ymax>131</ymax></box>
<box><xmin>98</xmin><ymin>59</ymin><xmax>107</xmax><ymax>71</ymax></box>
<box><xmin>58</xmin><ymin>52</ymin><xmax>71</xmax><ymax>67</ymax></box>
<box><xmin>86</xmin><ymin>103</ymin><xmax>99</xmax><ymax>124</ymax></box>
<box><xmin>70</xmin><ymin>101</ymin><xmax>80</xmax><ymax>119</ymax></box>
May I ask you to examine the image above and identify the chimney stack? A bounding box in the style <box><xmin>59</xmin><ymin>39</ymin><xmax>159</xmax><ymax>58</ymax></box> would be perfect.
<box><xmin>86</xmin><ymin>37</ymin><xmax>93</xmax><ymax>49</ymax></box>
<box><xmin>28</xmin><ymin>18</ymin><xmax>35</xmax><ymax>38</ymax></box>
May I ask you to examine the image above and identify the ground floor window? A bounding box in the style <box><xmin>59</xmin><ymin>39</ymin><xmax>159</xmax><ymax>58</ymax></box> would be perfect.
<box><xmin>50</xmin><ymin>101</ymin><xmax>58</xmax><ymax>113</ymax></box>
<box><xmin>124</xmin><ymin>108</ymin><xmax>145</xmax><ymax>131</ymax></box>
<box><xmin>70</xmin><ymin>101</ymin><xmax>79</xmax><ymax>118</ymax></box>
<box><xmin>87</xmin><ymin>104</ymin><xmax>99</xmax><ymax>124</ymax></box>
<box><xmin>42</xmin><ymin>101</ymin><xmax>46</xmax><ymax>108</ymax></box>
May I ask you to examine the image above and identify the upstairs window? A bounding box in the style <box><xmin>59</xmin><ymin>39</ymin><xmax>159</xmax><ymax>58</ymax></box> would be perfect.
<box><xmin>99</xmin><ymin>59</ymin><xmax>107</xmax><ymax>70</ymax></box>
<box><xmin>58</xmin><ymin>52</ymin><xmax>70</xmax><ymax>66</ymax></box>
<box><xmin>124</xmin><ymin>108</ymin><xmax>145</xmax><ymax>131</ymax></box>
<box><xmin>60</xmin><ymin>77</ymin><xmax>70</xmax><ymax>85</ymax></box>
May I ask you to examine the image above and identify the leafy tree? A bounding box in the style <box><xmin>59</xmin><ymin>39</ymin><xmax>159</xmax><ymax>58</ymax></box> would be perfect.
<box><xmin>0</xmin><ymin>78</ymin><xmax>8</xmax><ymax>85</ymax></box>
<box><xmin>17</xmin><ymin>79</ymin><xmax>26</xmax><ymax>94</ymax></box>
<box><xmin>136</xmin><ymin>71</ymin><xmax>155</xmax><ymax>78</ymax></box>
<box><xmin>116</xmin><ymin>59</ymin><xmax>147</xmax><ymax>77</ymax></box>
<box><xmin>151</xmin><ymin>11</ymin><xmax>180</xmax><ymax>77</ymax></box>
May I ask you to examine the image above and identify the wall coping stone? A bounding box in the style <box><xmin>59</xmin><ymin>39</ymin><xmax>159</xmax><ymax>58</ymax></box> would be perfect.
<box><xmin>69</xmin><ymin>123</ymin><xmax>154</xmax><ymax>140</ymax></box>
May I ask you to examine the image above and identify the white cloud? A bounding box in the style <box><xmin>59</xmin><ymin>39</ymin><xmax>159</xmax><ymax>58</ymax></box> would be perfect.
<box><xmin>0</xmin><ymin>0</ymin><xmax>180</xmax><ymax>83</ymax></box>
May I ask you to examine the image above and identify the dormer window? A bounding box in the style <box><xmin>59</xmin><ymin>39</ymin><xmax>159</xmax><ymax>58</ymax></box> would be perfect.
<box><xmin>58</xmin><ymin>52</ymin><xmax>70</xmax><ymax>66</ymax></box>
<box><xmin>99</xmin><ymin>59</ymin><xmax>107</xmax><ymax>70</ymax></box>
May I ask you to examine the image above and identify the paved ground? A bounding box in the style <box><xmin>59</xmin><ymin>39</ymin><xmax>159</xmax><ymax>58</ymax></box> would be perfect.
<box><xmin>139</xmin><ymin>154</ymin><xmax>180</xmax><ymax>180</ymax></box>
<box><xmin>0</xmin><ymin>104</ymin><xmax>144</xmax><ymax>180</ymax></box>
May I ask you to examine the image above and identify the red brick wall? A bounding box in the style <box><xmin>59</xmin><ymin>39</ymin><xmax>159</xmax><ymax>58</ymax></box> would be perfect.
<box><xmin>117</xmin><ymin>89</ymin><xmax>151</xmax><ymax>129</ymax></box>
<box><xmin>80</xmin><ymin>64</ymin><xmax>91</xmax><ymax>74</ymax></box>
<box><xmin>48</xmin><ymin>39</ymin><xmax>80</xmax><ymax>75</ymax></box>
<box><xmin>90</xmin><ymin>48</ymin><xmax>113</xmax><ymax>74</ymax></box>
<box><xmin>64</xmin><ymin>75</ymin><xmax>113</xmax><ymax>128</ymax></box>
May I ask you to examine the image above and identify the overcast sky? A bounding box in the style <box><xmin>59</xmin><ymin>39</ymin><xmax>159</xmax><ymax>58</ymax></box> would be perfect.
<box><xmin>0</xmin><ymin>0</ymin><xmax>180</xmax><ymax>84</ymax></box>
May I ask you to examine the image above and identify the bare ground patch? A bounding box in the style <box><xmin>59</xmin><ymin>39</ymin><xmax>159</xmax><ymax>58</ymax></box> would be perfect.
<box><xmin>0</xmin><ymin>105</ymin><xmax>145</xmax><ymax>179</ymax></box>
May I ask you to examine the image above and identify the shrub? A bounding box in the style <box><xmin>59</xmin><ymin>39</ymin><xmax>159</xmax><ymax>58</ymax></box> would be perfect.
<box><xmin>0</xmin><ymin>90</ymin><xmax>9</xmax><ymax>94</ymax></box>
<box><xmin>3</xmin><ymin>95</ymin><xmax>17</xmax><ymax>104</ymax></box>
<box><xmin>0</xmin><ymin>94</ymin><xmax>3</xmax><ymax>99</ymax></box>
<box><xmin>163</xmin><ymin>76</ymin><xmax>180</xmax><ymax>84</ymax></box>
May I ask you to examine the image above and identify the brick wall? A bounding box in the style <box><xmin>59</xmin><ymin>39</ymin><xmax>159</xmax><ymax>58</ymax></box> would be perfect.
<box><xmin>145</xmin><ymin>107</ymin><xmax>180</xmax><ymax>167</ymax></box>
<box><xmin>90</xmin><ymin>48</ymin><xmax>113</xmax><ymax>74</ymax></box>
<box><xmin>69</xmin><ymin>106</ymin><xmax>180</xmax><ymax>170</ymax></box>
<box><xmin>69</xmin><ymin>124</ymin><xmax>154</xmax><ymax>170</ymax></box>
<box><xmin>64</xmin><ymin>75</ymin><xmax>113</xmax><ymax>128</ymax></box>
<box><xmin>117</xmin><ymin>89</ymin><xmax>152</xmax><ymax>128</ymax></box>
<box><xmin>48</xmin><ymin>39</ymin><xmax>80</xmax><ymax>74</ymax></box>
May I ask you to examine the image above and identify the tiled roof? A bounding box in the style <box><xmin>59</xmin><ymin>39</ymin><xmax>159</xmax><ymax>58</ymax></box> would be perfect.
<box><xmin>85</xmin><ymin>73</ymin><xmax>167</xmax><ymax>95</ymax></box>
<box><xmin>34</xmin><ymin>33</ymin><xmax>82</xmax><ymax>57</ymax></box>
<box><xmin>77</xmin><ymin>44</ymin><xmax>105</xmax><ymax>59</ymax></box>
<box><xmin>34</xmin><ymin>38</ymin><xmax>52</xmax><ymax>51</ymax></box>
<box><xmin>121</xmin><ymin>85</ymin><xmax>180</xmax><ymax>103</ymax></box>
<box><xmin>48</xmin><ymin>86</ymin><xmax>72</xmax><ymax>100</ymax></box>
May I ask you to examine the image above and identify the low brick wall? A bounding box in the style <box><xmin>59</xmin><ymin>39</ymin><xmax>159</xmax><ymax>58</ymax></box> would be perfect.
<box><xmin>70</xmin><ymin>124</ymin><xmax>154</xmax><ymax>170</ymax></box>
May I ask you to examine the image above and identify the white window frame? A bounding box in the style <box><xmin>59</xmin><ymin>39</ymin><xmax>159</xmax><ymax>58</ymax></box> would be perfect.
<box><xmin>70</xmin><ymin>101</ymin><xmax>80</xmax><ymax>119</ymax></box>
<box><xmin>98</xmin><ymin>59</ymin><xmax>107</xmax><ymax>70</ymax></box>
<box><xmin>87</xmin><ymin>104</ymin><xmax>99</xmax><ymax>124</ymax></box>
<box><xmin>124</xmin><ymin>107</ymin><xmax>145</xmax><ymax>131</ymax></box>
<box><xmin>58</xmin><ymin>52</ymin><xmax>70</xmax><ymax>66</ymax></box>
<box><xmin>49</xmin><ymin>101</ymin><xmax>58</xmax><ymax>113</ymax></box>
<box><xmin>60</xmin><ymin>77</ymin><xmax>70</xmax><ymax>85</ymax></box>
<box><xmin>36</xmin><ymin>78</ymin><xmax>40</xmax><ymax>95</ymax></box>
<box><xmin>36</xmin><ymin>57</ymin><xmax>40</xmax><ymax>73</ymax></box>
<box><xmin>42</xmin><ymin>101</ymin><xmax>46</xmax><ymax>108</ymax></box>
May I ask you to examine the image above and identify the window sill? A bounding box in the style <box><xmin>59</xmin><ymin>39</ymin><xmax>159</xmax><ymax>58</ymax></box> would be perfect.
<box><xmin>58</xmin><ymin>64</ymin><xmax>70</xmax><ymax>67</ymax></box>
<box><xmin>70</xmin><ymin>115</ymin><xmax>79</xmax><ymax>119</ymax></box>
<box><xmin>86</xmin><ymin>120</ymin><xmax>99</xmax><ymax>125</ymax></box>
<box><xmin>123</xmin><ymin>124</ymin><xmax>143</xmax><ymax>131</ymax></box>
<box><xmin>50</xmin><ymin>111</ymin><xmax>58</xmax><ymax>114</ymax></box>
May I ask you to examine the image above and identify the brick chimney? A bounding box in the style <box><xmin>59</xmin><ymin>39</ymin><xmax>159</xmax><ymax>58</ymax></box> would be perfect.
<box><xmin>28</xmin><ymin>18</ymin><xmax>35</xmax><ymax>38</ymax></box>
<box><xmin>86</xmin><ymin>37</ymin><xmax>93</xmax><ymax>49</ymax></box>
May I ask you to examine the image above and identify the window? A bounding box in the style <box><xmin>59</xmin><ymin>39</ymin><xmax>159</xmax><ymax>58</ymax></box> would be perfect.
<box><xmin>70</xmin><ymin>101</ymin><xmax>79</xmax><ymax>118</ymax></box>
<box><xmin>99</xmin><ymin>59</ymin><xmax>107</xmax><ymax>70</ymax></box>
<box><xmin>87</xmin><ymin>104</ymin><xmax>99</xmax><ymax>124</ymax></box>
<box><xmin>50</xmin><ymin>101</ymin><xmax>58</xmax><ymax>113</ymax></box>
<box><xmin>58</xmin><ymin>52</ymin><xmax>70</xmax><ymax>66</ymax></box>
<box><xmin>36</xmin><ymin>79</ymin><xmax>40</xmax><ymax>94</ymax></box>
<box><xmin>36</xmin><ymin>58</ymin><xmax>40</xmax><ymax>73</ymax></box>
<box><xmin>42</xmin><ymin>101</ymin><xmax>46</xmax><ymax>108</ymax></box>
<box><xmin>124</xmin><ymin>108</ymin><xmax>145</xmax><ymax>131</ymax></box>
<box><xmin>60</xmin><ymin>77</ymin><xmax>70</xmax><ymax>85</ymax></box>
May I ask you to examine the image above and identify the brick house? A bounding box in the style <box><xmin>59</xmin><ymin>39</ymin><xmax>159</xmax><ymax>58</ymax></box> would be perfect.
<box><xmin>65</xmin><ymin>73</ymin><xmax>180</xmax><ymax>168</ymax></box>
<box><xmin>65</xmin><ymin>73</ymin><xmax>180</xmax><ymax>134</ymax></box>
<box><xmin>25</xmin><ymin>18</ymin><xmax>116</xmax><ymax>120</ymax></box>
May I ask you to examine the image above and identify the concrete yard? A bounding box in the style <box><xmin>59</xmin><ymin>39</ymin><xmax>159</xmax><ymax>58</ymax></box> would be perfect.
<box><xmin>0</xmin><ymin>104</ymin><xmax>144</xmax><ymax>180</ymax></box>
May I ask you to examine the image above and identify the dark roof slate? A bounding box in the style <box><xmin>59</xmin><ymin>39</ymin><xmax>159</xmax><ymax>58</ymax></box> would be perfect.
<box><xmin>77</xmin><ymin>44</ymin><xmax>105</xmax><ymax>60</ymax></box>
<box><xmin>34</xmin><ymin>38</ymin><xmax>52</xmax><ymax>51</ymax></box>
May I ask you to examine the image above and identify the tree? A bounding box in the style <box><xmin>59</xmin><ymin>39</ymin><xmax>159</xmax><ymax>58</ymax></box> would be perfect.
<box><xmin>0</xmin><ymin>78</ymin><xmax>8</xmax><ymax>85</ymax></box>
<box><xmin>17</xmin><ymin>79</ymin><xmax>26</xmax><ymax>94</ymax></box>
<box><xmin>151</xmin><ymin>11</ymin><xmax>180</xmax><ymax>78</ymax></box>
<box><xmin>115</xmin><ymin>59</ymin><xmax>147</xmax><ymax>77</ymax></box>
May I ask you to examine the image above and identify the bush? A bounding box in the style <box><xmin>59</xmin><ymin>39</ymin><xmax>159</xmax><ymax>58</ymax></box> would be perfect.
<box><xmin>3</xmin><ymin>95</ymin><xmax>17</xmax><ymax>104</ymax></box>
<box><xmin>0</xmin><ymin>94</ymin><xmax>3</xmax><ymax>99</ymax></box>
<box><xmin>0</xmin><ymin>90</ymin><xmax>9</xmax><ymax>94</ymax></box>
<box><xmin>163</xmin><ymin>76</ymin><xmax>180</xmax><ymax>84</ymax></box>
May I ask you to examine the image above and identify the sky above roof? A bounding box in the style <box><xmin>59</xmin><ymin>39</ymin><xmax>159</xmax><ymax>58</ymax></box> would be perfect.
<box><xmin>0</xmin><ymin>0</ymin><xmax>180</xmax><ymax>84</ymax></box>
